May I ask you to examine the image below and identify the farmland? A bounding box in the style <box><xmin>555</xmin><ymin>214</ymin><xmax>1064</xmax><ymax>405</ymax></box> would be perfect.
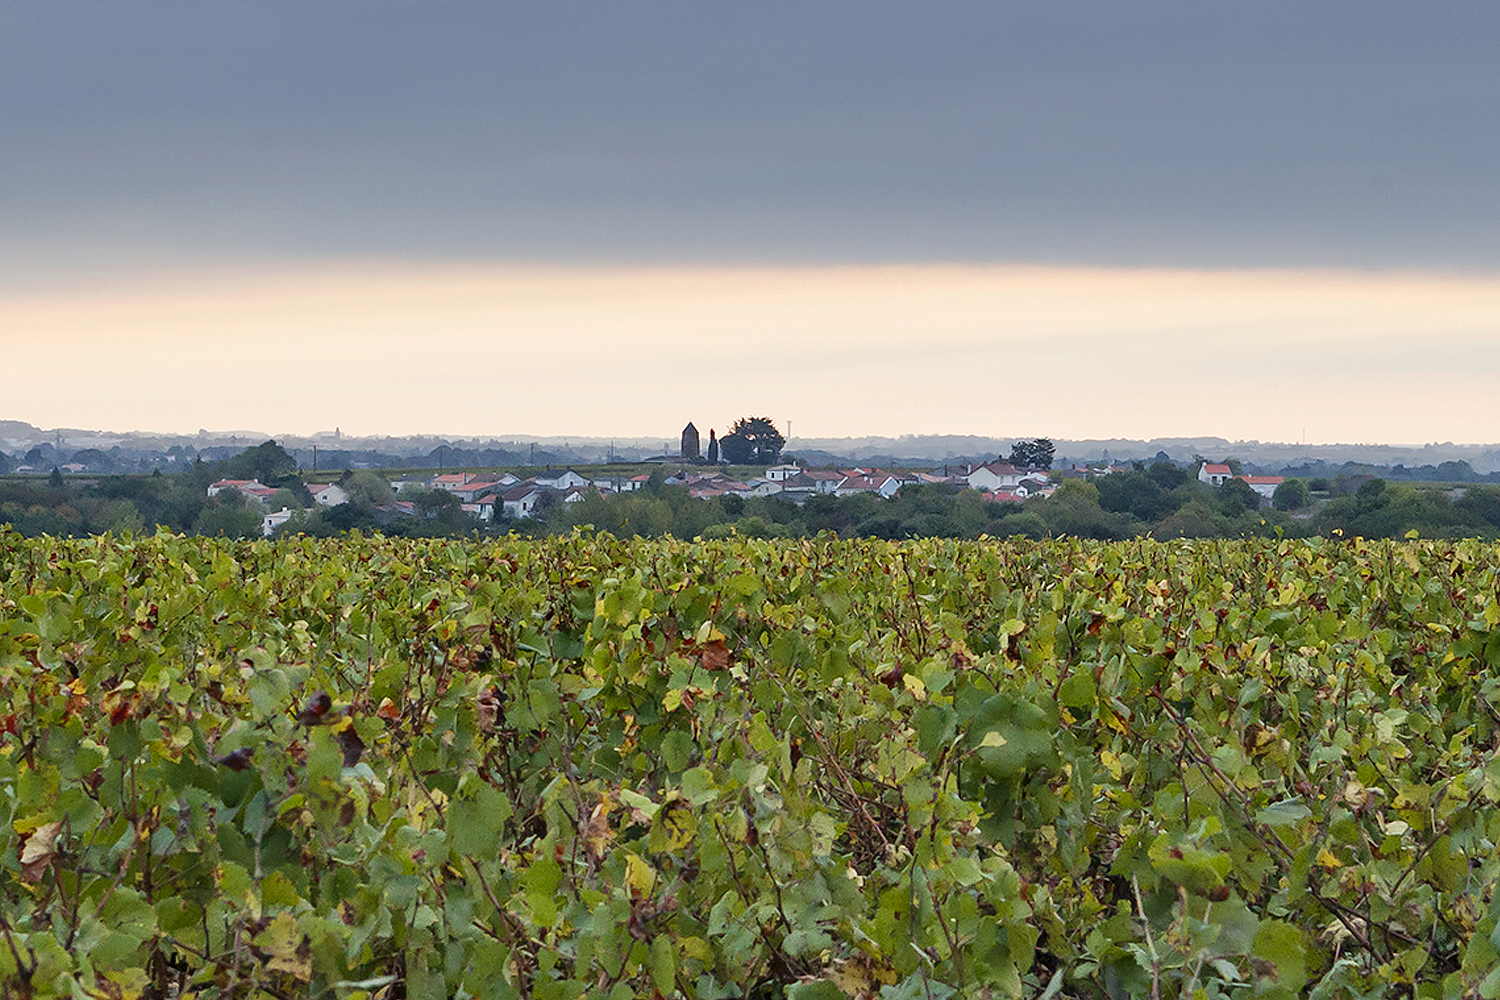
<box><xmin>2</xmin><ymin>529</ymin><xmax>1500</xmax><ymax>999</ymax></box>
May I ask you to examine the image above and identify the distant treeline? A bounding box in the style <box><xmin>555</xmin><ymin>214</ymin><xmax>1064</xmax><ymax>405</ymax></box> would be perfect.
<box><xmin>0</xmin><ymin>442</ymin><xmax>560</xmax><ymax>475</ymax></box>
<box><xmin>1278</xmin><ymin>458</ymin><xmax>1500</xmax><ymax>484</ymax></box>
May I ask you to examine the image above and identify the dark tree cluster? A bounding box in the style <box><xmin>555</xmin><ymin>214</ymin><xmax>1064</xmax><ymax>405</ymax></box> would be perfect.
<box><xmin>1008</xmin><ymin>438</ymin><xmax>1055</xmax><ymax>471</ymax></box>
<box><xmin>718</xmin><ymin>417</ymin><xmax>785</xmax><ymax>465</ymax></box>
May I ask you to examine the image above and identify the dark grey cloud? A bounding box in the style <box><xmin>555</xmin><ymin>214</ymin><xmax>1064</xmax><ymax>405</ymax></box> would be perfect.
<box><xmin>2</xmin><ymin>1</ymin><xmax>1497</xmax><ymax>268</ymax></box>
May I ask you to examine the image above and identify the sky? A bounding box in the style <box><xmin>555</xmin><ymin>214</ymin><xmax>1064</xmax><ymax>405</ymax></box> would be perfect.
<box><xmin>3</xmin><ymin>1</ymin><xmax>1498</xmax><ymax>443</ymax></box>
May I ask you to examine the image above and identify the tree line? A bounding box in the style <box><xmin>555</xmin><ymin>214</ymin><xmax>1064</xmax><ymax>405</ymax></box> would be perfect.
<box><xmin>7</xmin><ymin>445</ymin><xmax>1500</xmax><ymax>542</ymax></box>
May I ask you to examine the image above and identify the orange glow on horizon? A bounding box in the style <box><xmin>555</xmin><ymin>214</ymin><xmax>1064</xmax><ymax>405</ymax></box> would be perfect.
<box><xmin>5</xmin><ymin>261</ymin><xmax>1500</xmax><ymax>444</ymax></box>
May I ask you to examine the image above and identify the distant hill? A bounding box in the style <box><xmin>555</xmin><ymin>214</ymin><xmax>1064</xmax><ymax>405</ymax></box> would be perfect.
<box><xmin>0</xmin><ymin>420</ymin><xmax>41</xmax><ymax>440</ymax></box>
<box><xmin>5</xmin><ymin>419</ymin><xmax>1500</xmax><ymax>476</ymax></box>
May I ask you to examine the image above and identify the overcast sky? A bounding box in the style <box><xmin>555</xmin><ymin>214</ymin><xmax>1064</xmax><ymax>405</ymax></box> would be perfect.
<box><xmin>4</xmin><ymin>1</ymin><xmax>1498</xmax><ymax>442</ymax></box>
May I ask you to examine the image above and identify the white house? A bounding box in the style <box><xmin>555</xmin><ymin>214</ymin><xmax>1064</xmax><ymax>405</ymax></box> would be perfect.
<box><xmin>776</xmin><ymin>472</ymin><xmax>819</xmax><ymax>498</ymax></box>
<box><xmin>208</xmin><ymin>478</ymin><xmax>259</xmax><ymax>498</ymax></box>
<box><xmin>1239</xmin><ymin>475</ymin><xmax>1284</xmax><ymax>499</ymax></box>
<box><xmin>470</xmin><ymin>493</ymin><xmax>501</xmax><ymax>522</ymax></box>
<box><xmin>501</xmin><ymin>485</ymin><xmax>553</xmax><ymax>519</ymax></box>
<box><xmin>965</xmin><ymin>462</ymin><xmax>1026</xmax><ymax>492</ymax></box>
<box><xmin>306</xmin><ymin>483</ymin><xmax>349</xmax><ymax>507</ymax></box>
<box><xmin>262</xmin><ymin>507</ymin><xmax>294</xmax><ymax>537</ymax></box>
<box><xmin>742</xmin><ymin>478</ymin><xmax>784</xmax><ymax>497</ymax></box>
<box><xmin>834</xmin><ymin>475</ymin><xmax>902</xmax><ymax>498</ymax></box>
<box><xmin>533</xmin><ymin>469</ymin><xmax>589</xmax><ymax>491</ymax></box>
<box><xmin>802</xmin><ymin>470</ymin><xmax>844</xmax><ymax>494</ymax></box>
<box><xmin>1014</xmin><ymin>478</ymin><xmax>1056</xmax><ymax>499</ymax></box>
<box><xmin>207</xmin><ymin>479</ymin><xmax>279</xmax><ymax>504</ymax></box>
<box><xmin>765</xmin><ymin>464</ymin><xmax>802</xmax><ymax>482</ymax></box>
<box><xmin>1198</xmin><ymin>463</ymin><xmax>1233</xmax><ymax>487</ymax></box>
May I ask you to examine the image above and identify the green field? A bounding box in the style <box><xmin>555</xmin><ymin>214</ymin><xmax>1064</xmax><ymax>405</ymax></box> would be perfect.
<box><xmin>2</xmin><ymin>529</ymin><xmax>1499</xmax><ymax>999</ymax></box>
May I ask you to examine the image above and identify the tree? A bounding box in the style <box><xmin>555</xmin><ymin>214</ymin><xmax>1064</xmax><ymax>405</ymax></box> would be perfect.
<box><xmin>1008</xmin><ymin>438</ymin><xmax>1055</xmax><ymax>471</ymax></box>
<box><xmin>1272</xmin><ymin>478</ymin><xmax>1310</xmax><ymax>511</ymax></box>
<box><xmin>48</xmin><ymin>467</ymin><xmax>64</xmax><ymax>489</ymax></box>
<box><xmin>1096</xmin><ymin>471</ymin><xmax>1176</xmax><ymax>522</ymax></box>
<box><xmin>706</xmin><ymin>429</ymin><xmax>719</xmax><ymax>464</ymax></box>
<box><xmin>223</xmin><ymin>440</ymin><xmax>299</xmax><ymax>486</ymax></box>
<box><xmin>193</xmin><ymin>495</ymin><xmax>262</xmax><ymax>538</ymax></box>
<box><xmin>343</xmin><ymin>471</ymin><xmax>395</xmax><ymax>508</ymax></box>
<box><xmin>1146</xmin><ymin>461</ymin><xmax>1189</xmax><ymax>490</ymax></box>
<box><xmin>1356</xmin><ymin>477</ymin><xmax>1389</xmax><ymax>510</ymax></box>
<box><xmin>1216</xmin><ymin>477</ymin><xmax>1261</xmax><ymax>516</ymax></box>
<box><xmin>270</xmin><ymin>488</ymin><xmax>306</xmax><ymax>512</ymax></box>
<box><xmin>720</xmin><ymin>417</ymin><xmax>784</xmax><ymax>465</ymax></box>
<box><xmin>413</xmin><ymin>489</ymin><xmax>461</xmax><ymax>519</ymax></box>
<box><xmin>1456</xmin><ymin>485</ymin><xmax>1500</xmax><ymax>528</ymax></box>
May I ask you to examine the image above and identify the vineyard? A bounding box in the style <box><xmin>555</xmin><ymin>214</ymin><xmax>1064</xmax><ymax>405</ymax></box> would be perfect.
<box><xmin>2</xmin><ymin>529</ymin><xmax>1500</xmax><ymax>999</ymax></box>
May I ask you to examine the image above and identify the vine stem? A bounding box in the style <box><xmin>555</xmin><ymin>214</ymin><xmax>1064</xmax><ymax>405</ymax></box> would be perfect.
<box><xmin>1131</xmin><ymin>875</ymin><xmax>1161</xmax><ymax>1000</ymax></box>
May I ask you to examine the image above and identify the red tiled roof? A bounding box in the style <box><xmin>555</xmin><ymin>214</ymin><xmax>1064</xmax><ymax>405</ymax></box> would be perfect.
<box><xmin>1202</xmin><ymin>464</ymin><xmax>1232</xmax><ymax>475</ymax></box>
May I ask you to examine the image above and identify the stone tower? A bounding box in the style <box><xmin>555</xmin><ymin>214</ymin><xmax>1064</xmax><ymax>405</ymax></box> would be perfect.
<box><xmin>681</xmin><ymin>422</ymin><xmax>701</xmax><ymax>461</ymax></box>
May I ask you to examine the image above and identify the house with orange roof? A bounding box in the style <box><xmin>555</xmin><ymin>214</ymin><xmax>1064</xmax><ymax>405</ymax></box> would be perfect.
<box><xmin>1198</xmin><ymin>463</ymin><xmax>1233</xmax><ymax>487</ymax></box>
<box><xmin>207</xmin><ymin>479</ymin><xmax>279</xmax><ymax>504</ymax></box>
<box><xmin>451</xmin><ymin>477</ymin><xmax>515</xmax><ymax>503</ymax></box>
<box><xmin>1237</xmin><ymin>475</ymin><xmax>1284</xmax><ymax>499</ymax></box>
<box><xmin>206</xmin><ymin>478</ymin><xmax>258</xmax><ymax>497</ymax></box>
<box><xmin>465</xmin><ymin>494</ymin><xmax>500</xmax><ymax>522</ymax></box>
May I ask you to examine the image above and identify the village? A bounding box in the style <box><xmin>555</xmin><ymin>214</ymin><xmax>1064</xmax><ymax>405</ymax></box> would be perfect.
<box><xmin>203</xmin><ymin>423</ymin><xmax>1284</xmax><ymax>536</ymax></box>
